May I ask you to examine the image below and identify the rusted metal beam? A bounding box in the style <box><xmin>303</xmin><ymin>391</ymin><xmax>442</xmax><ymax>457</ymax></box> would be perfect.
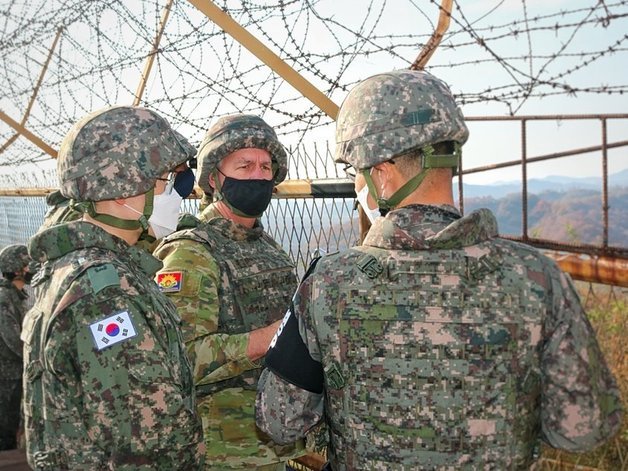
<box><xmin>275</xmin><ymin>178</ymin><xmax>354</xmax><ymax>198</ymax></box>
<box><xmin>410</xmin><ymin>0</ymin><xmax>453</xmax><ymax>70</ymax></box>
<box><xmin>502</xmin><ymin>235</ymin><xmax>628</xmax><ymax>260</ymax></box>
<box><xmin>0</xmin><ymin>111</ymin><xmax>57</xmax><ymax>158</ymax></box>
<box><xmin>461</xmin><ymin>139</ymin><xmax>628</xmax><ymax>176</ymax></box>
<box><xmin>0</xmin><ymin>27</ymin><xmax>63</xmax><ymax>155</ymax></box>
<box><xmin>133</xmin><ymin>0</ymin><xmax>174</xmax><ymax>106</ymax></box>
<box><xmin>0</xmin><ymin>187</ymin><xmax>55</xmax><ymax>196</ymax></box>
<box><xmin>465</xmin><ymin>113</ymin><xmax>628</xmax><ymax>121</ymax></box>
<box><xmin>186</xmin><ymin>0</ymin><xmax>339</xmax><ymax>119</ymax></box>
<box><xmin>545</xmin><ymin>252</ymin><xmax>628</xmax><ymax>288</ymax></box>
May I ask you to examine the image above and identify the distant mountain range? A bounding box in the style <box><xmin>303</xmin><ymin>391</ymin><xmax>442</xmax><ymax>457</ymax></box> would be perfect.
<box><xmin>463</xmin><ymin>188</ymin><xmax>628</xmax><ymax>245</ymax></box>
<box><xmin>459</xmin><ymin>168</ymin><xmax>628</xmax><ymax>199</ymax></box>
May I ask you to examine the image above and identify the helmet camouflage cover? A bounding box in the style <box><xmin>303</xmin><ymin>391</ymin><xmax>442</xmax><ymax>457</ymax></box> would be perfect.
<box><xmin>335</xmin><ymin>69</ymin><xmax>469</xmax><ymax>170</ymax></box>
<box><xmin>195</xmin><ymin>114</ymin><xmax>288</xmax><ymax>195</ymax></box>
<box><xmin>0</xmin><ymin>244</ymin><xmax>31</xmax><ymax>273</ymax></box>
<box><xmin>58</xmin><ymin>105</ymin><xmax>196</xmax><ymax>201</ymax></box>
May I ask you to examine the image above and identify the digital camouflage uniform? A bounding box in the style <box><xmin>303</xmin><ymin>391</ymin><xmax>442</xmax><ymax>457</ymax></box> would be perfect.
<box><xmin>0</xmin><ymin>244</ymin><xmax>31</xmax><ymax>450</ymax></box>
<box><xmin>257</xmin><ymin>206</ymin><xmax>623</xmax><ymax>470</ymax></box>
<box><xmin>153</xmin><ymin>114</ymin><xmax>303</xmax><ymax>470</ymax></box>
<box><xmin>21</xmin><ymin>106</ymin><xmax>204</xmax><ymax>470</ymax></box>
<box><xmin>256</xmin><ymin>70</ymin><xmax>623</xmax><ymax>470</ymax></box>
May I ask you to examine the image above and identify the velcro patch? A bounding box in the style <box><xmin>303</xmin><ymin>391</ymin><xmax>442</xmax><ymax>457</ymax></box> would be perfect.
<box><xmin>89</xmin><ymin>311</ymin><xmax>137</xmax><ymax>351</ymax></box>
<box><xmin>156</xmin><ymin>271</ymin><xmax>183</xmax><ymax>292</ymax></box>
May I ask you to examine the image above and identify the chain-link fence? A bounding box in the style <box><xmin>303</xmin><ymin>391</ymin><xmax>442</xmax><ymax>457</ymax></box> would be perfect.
<box><xmin>0</xmin><ymin>143</ymin><xmax>360</xmax><ymax>277</ymax></box>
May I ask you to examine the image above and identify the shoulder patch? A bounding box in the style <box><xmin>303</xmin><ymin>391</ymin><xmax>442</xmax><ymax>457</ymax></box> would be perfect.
<box><xmin>86</xmin><ymin>263</ymin><xmax>120</xmax><ymax>294</ymax></box>
<box><xmin>89</xmin><ymin>310</ymin><xmax>137</xmax><ymax>351</ymax></box>
<box><xmin>156</xmin><ymin>271</ymin><xmax>183</xmax><ymax>292</ymax></box>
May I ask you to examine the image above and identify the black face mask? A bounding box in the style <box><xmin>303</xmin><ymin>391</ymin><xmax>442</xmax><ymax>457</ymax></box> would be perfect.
<box><xmin>23</xmin><ymin>272</ymin><xmax>34</xmax><ymax>285</ymax></box>
<box><xmin>220</xmin><ymin>176</ymin><xmax>274</xmax><ymax>218</ymax></box>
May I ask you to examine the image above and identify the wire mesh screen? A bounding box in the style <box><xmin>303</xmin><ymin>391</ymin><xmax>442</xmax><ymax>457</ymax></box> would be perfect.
<box><xmin>0</xmin><ymin>142</ymin><xmax>357</xmax><ymax>277</ymax></box>
<box><xmin>0</xmin><ymin>193</ymin><xmax>358</xmax><ymax>278</ymax></box>
<box><xmin>0</xmin><ymin>195</ymin><xmax>48</xmax><ymax>246</ymax></box>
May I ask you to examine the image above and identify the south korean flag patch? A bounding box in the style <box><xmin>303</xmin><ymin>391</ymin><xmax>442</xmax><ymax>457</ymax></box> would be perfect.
<box><xmin>89</xmin><ymin>311</ymin><xmax>137</xmax><ymax>351</ymax></box>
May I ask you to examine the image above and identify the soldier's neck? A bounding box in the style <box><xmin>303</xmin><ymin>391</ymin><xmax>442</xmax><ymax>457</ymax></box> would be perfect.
<box><xmin>215</xmin><ymin>201</ymin><xmax>256</xmax><ymax>229</ymax></box>
<box><xmin>82</xmin><ymin>214</ymin><xmax>142</xmax><ymax>246</ymax></box>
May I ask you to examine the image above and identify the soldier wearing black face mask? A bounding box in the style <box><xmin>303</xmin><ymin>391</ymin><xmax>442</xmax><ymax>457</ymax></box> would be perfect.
<box><xmin>154</xmin><ymin>114</ymin><xmax>305</xmax><ymax>470</ymax></box>
<box><xmin>0</xmin><ymin>244</ymin><xmax>32</xmax><ymax>451</ymax></box>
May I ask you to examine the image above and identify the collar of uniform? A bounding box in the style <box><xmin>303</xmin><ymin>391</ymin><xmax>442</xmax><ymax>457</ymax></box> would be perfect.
<box><xmin>363</xmin><ymin>204</ymin><xmax>498</xmax><ymax>250</ymax></box>
<box><xmin>29</xmin><ymin>220</ymin><xmax>162</xmax><ymax>277</ymax></box>
<box><xmin>198</xmin><ymin>202</ymin><xmax>265</xmax><ymax>241</ymax></box>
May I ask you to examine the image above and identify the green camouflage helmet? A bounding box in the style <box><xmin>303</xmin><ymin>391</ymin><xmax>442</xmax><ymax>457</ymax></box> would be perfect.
<box><xmin>58</xmin><ymin>106</ymin><xmax>196</xmax><ymax>201</ymax></box>
<box><xmin>0</xmin><ymin>244</ymin><xmax>31</xmax><ymax>273</ymax></box>
<box><xmin>335</xmin><ymin>70</ymin><xmax>469</xmax><ymax>170</ymax></box>
<box><xmin>195</xmin><ymin>114</ymin><xmax>288</xmax><ymax>195</ymax></box>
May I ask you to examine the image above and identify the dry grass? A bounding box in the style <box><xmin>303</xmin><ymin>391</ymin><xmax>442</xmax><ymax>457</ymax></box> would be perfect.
<box><xmin>539</xmin><ymin>283</ymin><xmax>628</xmax><ymax>471</ymax></box>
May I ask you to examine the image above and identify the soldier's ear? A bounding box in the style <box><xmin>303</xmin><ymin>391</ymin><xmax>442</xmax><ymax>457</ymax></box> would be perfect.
<box><xmin>208</xmin><ymin>172</ymin><xmax>216</xmax><ymax>190</ymax></box>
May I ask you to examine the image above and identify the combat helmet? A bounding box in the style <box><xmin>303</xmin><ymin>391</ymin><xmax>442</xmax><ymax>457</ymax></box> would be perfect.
<box><xmin>335</xmin><ymin>70</ymin><xmax>469</xmax><ymax>211</ymax></box>
<box><xmin>195</xmin><ymin>114</ymin><xmax>288</xmax><ymax>195</ymax></box>
<box><xmin>58</xmin><ymin>105</ymin><xmax>196</xmax><ymax>202</ymax></box>
<box><xmin>335</xmin><ymin>69</ymin><xmax>469</xmax><ymax>170</ymax></box>
<box><xmin>0</xmin><ymin>244</ymin><xmax>31</xmax><ymax>274</ymax></box>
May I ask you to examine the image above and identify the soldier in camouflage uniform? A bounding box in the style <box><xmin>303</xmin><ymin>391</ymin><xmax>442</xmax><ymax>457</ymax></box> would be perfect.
<box><xmin>22</xmin><ymin>105</ymin><xmax>204</xmax><ymax>470</ymax></box>
<box><xmin>0</xmin><ymin>244</ymin><xmax>32</xmax><ymax>450</ymax></box>
<box><xmin>256</xmin><ymin>70</ymin><xmax>623</xmax><ymax>470</ymax></box>
<box><xmin>153</xmin><ymin>114</ymin><xmax>305</xmax><ymax>470</ymax></box>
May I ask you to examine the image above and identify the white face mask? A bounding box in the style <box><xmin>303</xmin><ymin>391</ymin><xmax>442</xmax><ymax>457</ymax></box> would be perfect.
<box><xmin>356</xmin><ymin>184</ymin><xmax>381</xmax><ymax>224</ymax></box>
<box><xmin>147</xmin><ymin>191</ymin><xmax>183</xmax><ymax>239</ymax></box>
<box><xmin>124</xmin><ymin>191</ymin><xmax>182</xmax><ymax>239</ymax></box>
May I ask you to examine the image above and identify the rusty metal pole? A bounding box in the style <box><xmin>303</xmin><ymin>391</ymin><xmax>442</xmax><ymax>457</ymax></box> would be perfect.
<box><xmin>133</xmin><ymin>0</ymin><xmax>174</xmax><ymax>106</ymax></box>
<box><xmin>0</xmin><ymin>110</ymin><xmax>57</xmax><ymax>158</ymax></box>
<box><xmin>601</xmin><ymin>118</ymin><xmax>609</xmax><ymax>249</ymax></box>
<box><xmin>0</xmin><ymin>26</ymin><xmax>63</xmax><ymax>155</ymax></box>
<box><xmin>521</xmin><ymin>119</ymin><xmax>528</xmax><ymax>240</ymax></box>
<box><xmin>186</xmin><ymin>0</ymin><xmax>339</xmax><ymax>119</ymax></box>
<box><xmin>410</xmin><ymin>0</ymin><xmax>454</xmax><ymax>70</ymax></box>
<box><xmin>545</xmin><ymin>252</ymin><xmax>628</xmax><ymax>288</ymax></box>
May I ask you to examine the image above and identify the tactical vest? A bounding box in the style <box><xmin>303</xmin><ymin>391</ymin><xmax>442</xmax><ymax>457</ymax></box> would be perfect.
<box><xmin>177</xmin><ymin>219</ymin><xmax>297</xmax><ymax>394</ymax></box>
<box><xmin>21</xmin><ymin>253</ymin><xmax>192</xmax><ymax>470</ymax></box>
<box><xmin>314</xmin><ymin>243</ymin><xmax>545</xmax><ymax>470</ymax></box>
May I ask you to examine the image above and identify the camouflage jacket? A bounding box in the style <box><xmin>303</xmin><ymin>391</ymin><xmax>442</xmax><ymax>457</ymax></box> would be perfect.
<box><xmin>154</xmin><ymin>203</ymin><xmax>302</xmax><ymax>468</ymax></box>
<box><xmin>0</xmin><ymin>278</ymin><xmax>27</xmax><ymax>380</ymax></box>
<box><xmin>23</xmin><ymin>221</ymin><xmax>204</xmax><ymax>470</ymax></box>
<box><xmin>257</xmin><ymin>204</ymin><xmax>623</xmax><ymax>471</ymax></box>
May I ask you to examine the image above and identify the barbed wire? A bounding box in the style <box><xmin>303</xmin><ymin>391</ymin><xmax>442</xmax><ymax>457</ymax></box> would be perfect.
<box><xmin>1</xmin><ymin>0</ymin><xmax>627</xmax><ymax>168</ymax></box>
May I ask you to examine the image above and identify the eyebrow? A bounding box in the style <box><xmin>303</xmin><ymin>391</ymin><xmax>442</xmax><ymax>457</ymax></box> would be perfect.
<box><xmin>235</xmin><ymin>156</ymin><xmax>272</xmax><ymax>165</ymax></box>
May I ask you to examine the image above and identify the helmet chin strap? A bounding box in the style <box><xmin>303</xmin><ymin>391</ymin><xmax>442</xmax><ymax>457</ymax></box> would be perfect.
<box><xmin>361</xmin><ymin>143</ymin><xmax>461</xmax><ymax>212</ymax></box>
<box><xmin>71</xmin><ymin>189</ymin><xmax>154</xmax><ymax>231</ymax></box>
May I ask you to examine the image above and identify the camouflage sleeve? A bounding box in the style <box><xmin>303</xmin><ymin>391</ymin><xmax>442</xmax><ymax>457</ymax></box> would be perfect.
<box><xmin>541</xmin><ymin>267</ymin><xmax>623</xmax><ymax>452</ymax></box>
<box><xmin>256</xmin><ymin>273</ymin><xmax>325</xmax><ymax>444</ymax></box>
<box><xmin>154</xmin><ymin>238</ymin><xmax>259</xmax><ymax>385</ymax></box>
<box><xmin>0</xmin><ymin>294</ymin><xmax>23</xmax><ymax>358</ymax></box>
<box><xmin>46</xmin><ymin>291</ymin><xmax>201</xmax><ymax>468</ymax></box>
<box><xmin>256</xmin><ymin>367</ymin><xmax>324</xmax><ymax>445</ymax></box>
